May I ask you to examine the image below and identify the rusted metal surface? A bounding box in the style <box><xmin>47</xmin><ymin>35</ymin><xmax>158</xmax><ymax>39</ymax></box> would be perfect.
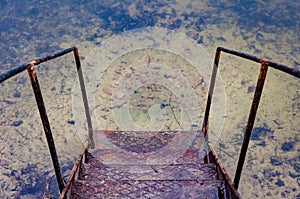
<box><xmin>59</xmin><ymin>140</ymin><xmax>89</xmax><ymax>199</ymax></box>
<box><xmin>91</xmin><ymin>130</ymin><xmax>207</xmax><ymax>164</ymax></box>
<box><xmin>0</xmin><ymin>47</ymin><xmax>75</xmax><ymax>83</ymax></box>
<box><xmin>27</xmin><ymin>63</ymin><xmax>65</xmax><ymax>192</ymax></box>
<box><xmin>217</xmin><ymin>47</ymin><xmax>300</xmax><ymax>78</ymax></box>
<box><xmin>201</xmin><ymin>48</ymin><xmax>221</xmax><ymax>164</ymax></box>
<box><xmin>207</xmin><ymin>142</ymin><xmax>242</xmax><ymax>199</ymax></box>
<box><xmin>71</xmin><ymin>149</ymin><xmax>227</xmax><ymax>199</ymax></box>
<box><xmin>99</xmin><ymin>130</ymin><xmax>183</xmax><ymax>153</ymax></box>
<box><xmin>202</xmin><ymin>47</ymin><xmax>220</xmax><ymax>138</ymax></box>
<box><xmin>73</xmin><ymin>48</ymin><xmax>95</xmax><ymax>150</ymax></box>
<box><xmin>67</xmin><ymin>130</ymin><xmax>242</xmax><ymax>199</ymax></box>
<box><xmin>234</xmin><ymin>62</ymin><xmax>269</xmax><ymax>189</ymax></box>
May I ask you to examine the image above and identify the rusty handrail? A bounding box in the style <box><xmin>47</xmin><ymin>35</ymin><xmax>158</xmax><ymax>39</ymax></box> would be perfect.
<box><xmin>59</xmin><ymin>140</ymin><xmax>89</xmax><ymax>199</ymax></box>
<box><xmin>207</xmin><ymin>142</ymin><xmax>242</xmax><ymax>198</ymax></box>
<box><xmin>0</xmin><ymin>47</ymin><xmax>74</xmax><ymax>83</ymax></box>
<box><xmin>202</xmin><ymin>46</ymin><xmax>300</xmax><ymax>189</ymax></box>
<box><xmin>233</xmin><ymin>62</ymin><xmax>268</xmax><ymax>188</ymax></box>
<box><xmin>0</xmin><ymin>47</ymin><xmax>94</xmax><ymax>193</ymax></box>
<box><xmin>2</xmin><ymin>45</ymin><xmax>299</xmax><ymax>197</ymax></box>
<box><xmin>26</xmin><ymin>62</ymin><xmax>65</xmax><ymax>192</ymax></box>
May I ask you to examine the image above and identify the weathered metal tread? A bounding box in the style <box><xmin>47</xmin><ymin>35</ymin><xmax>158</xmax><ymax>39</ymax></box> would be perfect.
<box><xmin>94</xmin><ymin>130</ymin><xmax>206</xmax><ymax>154</ymax></box>
<box><xmin>71</xmin><ymin>179</ymin><xmax>225</xmax><ymax>199</ymax></box>
<box><xmin>90</xmin><ymin>147</ymin><xmax>207</xmax><ymax>165</ymax></box>
<box><xmin>80</xmin><ymin>162</ymin><xmax>217</xmax><ymax>181</ymax></box>
<box><xmin>71</xmin><ymin>151</ymin><xmax>226</xmax><ymax>199</ymax></box>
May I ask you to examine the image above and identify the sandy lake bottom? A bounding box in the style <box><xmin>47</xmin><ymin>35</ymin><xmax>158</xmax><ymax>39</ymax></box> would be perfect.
<box><xmin>0</xmin><ymin>0</ymin><xmax>299</xmax><ymax>198</ymax></box>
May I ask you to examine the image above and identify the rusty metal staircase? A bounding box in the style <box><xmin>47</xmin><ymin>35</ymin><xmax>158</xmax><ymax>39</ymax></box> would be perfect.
<box><xmin>1</xmin><ymin>46</ymin><xmax>299</xmax><ymax>199</ymax></box>
<box><xmin>70</xmin><ymin>130</ymin><xmax>230</xmax><ymax>199</ymax></box>
<box><xmin>72</xmin><ymin>152</ymin><xmax>223</xmax><ymax>198</ymax></box>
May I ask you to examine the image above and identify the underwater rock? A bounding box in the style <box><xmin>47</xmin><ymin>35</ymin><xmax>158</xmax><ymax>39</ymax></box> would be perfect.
<box><xmin>256</xmin><ymin>32</ymin><xmax>264</xmax><ymax>42</ymax></box>
<box><xmin>252</xmin><ymin>174</ymin><xmax>259</xmax><ymax>179</ymax></box>
<box><xmin>275</xmin><ymin>178</ymin><xmax>285</xmax><ymax>187</ymax></box>
<box><xmin>125</xmin><ymin>73</ymin><xmax>132</xmax><ymax>78</ymax></box>
<box><xmin>68</xmin><ymin>120</ymin><xmax>75</xmax><ymax>125</ymax></box>
<box><xmin>293</xmin><ymin>163</ymin><xmax>300</xmax><ymax>173</ymax></box>
<box><xmin>288</xmin><ymin>157</ymin><xmax>300</xmax><ymax>173</ymax></box>
<box><xmin>163</xmin><ymin>74</ymin><xmax>171</xmax><ymax>79</ymax></box>
<box><xmin>262</xmin><ymin>168</ymin><xmax>274</xmax><ymax>182</ymax></box>
<box><xmin>115</xmin><ymin>91</ymin><xmax>125</xmax><ymax>99</ymax></box>
<box><xmin>247</xmin><ymin>86</ymin><xmax>256</xmax><ymax>93</ymax></box>
<box><xmin>2</xmin><ymin>99</ymin><xmax>16</xmax><ymax>105</ymax></box>
<box><xmin>249</xmin><ymin>124</ymin><xmax>273</xmax><ymax>140</ymax></box>
<box><xmin>13</xmin><ymin>90</ymin><xmax>21</xmax><ymax>98</ymax></box>
<box><xmin>231</xmin><ymin>133</ymin><xmax>243</xmax><ymax>145</ymax></box>
<box><xmin>173</xmin><ymin>18</ymin><xmax>182</xmax><ymax>28</ymax></box>
<box><xmin>258</xmin><ymin>21</ymin><xmax>265</xmax><ymax>27</ymax></box>
<box><xmin>140</xmin><ymin>78</ymin><xmax>147</xmax><ymax>84</ymax></box>
<box><xmin>12</xmin><ymin>120</ymin><xmax>23</xmax><ymax>127</ymax></box>
<box><xmin>160</xmin><ymin>103</ymin><xmax>167</xmax><ymax>109</ymax></box>
<box><xmin>140</xmin><ymin>92</ymin><xmax>149</xmax><ymax>99</ymax></box>
<box><xmin>273</xmin><ymin>119</ymin><xmax>283</xmax><ymax>126</ymax></box>
<box><xmin>165</xmin><ymin>70</ymin><xmax>177</xmax><ymax>79</ymax></box>
<box><xmin>281</xmin><ymin>141</ymin><xmax>294</xmax><ymax>152</ymax></box>
<box><xmin>270</xmin><ymin>156</ymin><xmax>282</xmax><ymax>166</ymax></box>
<box><xmin>256</xmin><ymin>141</ymin><xmax>266</xmax><ymax>147</ymax></box>
<box><xmin>103</xmin><ymin>88</ymin><xmax>112</xmax><ymax>95</ymax></box>
<box><xmin>197</xmin><ymin>36</ymin><xmax>203</xmax><ymax>44</ymax></box>
<box><xmin>216</xmin><ymin>36</ymin><xmax>226</xmax><ymax>42</ymax></box>
<box><xmin>112</xmin><ymin>79</ymin><xmax>120</xmax><ymax>87</ymax></box>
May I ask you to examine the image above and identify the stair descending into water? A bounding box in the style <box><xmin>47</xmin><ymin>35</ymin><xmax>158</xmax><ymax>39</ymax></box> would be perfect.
<box><xmin>70</xmin><ymin>131</ymin><xmax>229</xmax><ymax>199</ymax></box>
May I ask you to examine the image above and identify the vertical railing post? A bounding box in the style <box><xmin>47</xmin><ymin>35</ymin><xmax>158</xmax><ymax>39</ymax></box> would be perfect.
<box><xmin>233</xmin><ymin>61</ymin><xmax>269</xmax><ymax>189</ymax></box>
<box><xmin>27</xmin><ymin>63</ymin><xmax>65</xmax><ymax>192</ymax></box>
<box><xmin>202</xmin><ymin>47</ymin><xmax>221</xmax><ymax>137</ymax></box>
<box><xmin>73</xmin><ymin>47</ymin><xmax>95</xmax><ymax>153</ymax></box>
<box><xmin>202</xmin><ymin>47</ymin><xmax>222</xmax><ymax>162</ymax></box>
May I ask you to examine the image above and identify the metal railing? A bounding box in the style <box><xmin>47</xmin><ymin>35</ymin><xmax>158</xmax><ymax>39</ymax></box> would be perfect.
<box><xmin>0</xmin><ymin>47</ymin><xmax>94</xmax><ymax>193</ymax></box>
<box><xmin>202</xmin><ymin>46</ymin><xmax>300</xmax><ymax>189</ymax></box>
<box><xmin>59</xmin><ymin>140</ymin><xmax>89</xmax><ymax>199</ymax></box>
<box><xmin>1</xmin><ymin>46</ymin><xmax>299</xmax><ymax>197</ymax></box>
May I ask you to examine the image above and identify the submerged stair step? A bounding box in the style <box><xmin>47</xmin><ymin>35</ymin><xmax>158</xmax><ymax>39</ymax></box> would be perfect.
<box><xmin>81</xmin><ymin>162</ymin><xmax>218</xmax><ymax>181</ymax></box>
<box><xmin>72</xmin><ymin>178</ymin><xmax>224</xmax><ymax>199</ymax></box>
<box><xmin>71</xmin><ymin>151</ymin><xmax>226</xmax><ymax>199</ymax></box>
<box><xmin>89</xmin><ymin>148</ymin><xmax>207</xmax><ymax>165</ymax></box>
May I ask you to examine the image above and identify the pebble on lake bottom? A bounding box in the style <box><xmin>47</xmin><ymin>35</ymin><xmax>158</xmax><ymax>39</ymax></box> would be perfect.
<box><xmin>11</xmin><ymin>120</ymin><xmax>23</xmax><ymax>127</ymax></box>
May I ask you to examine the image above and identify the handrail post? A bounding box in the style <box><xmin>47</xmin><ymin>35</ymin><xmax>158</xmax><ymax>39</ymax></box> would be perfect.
<box><xmin>73</xmin><ymin>47</ymin><xmax>95</xmax><ymax>152</ymax></box>
<box><xmin>27</xmin><ymin>63</ymin><xmax>65</xmax><ymax>192</ymax></box>
<box><xmin>202</xmin><ymin>47</ymin><xmax>221</xmax><ymax>163</ymax></box>
<box><xmin>202</xmin><ymin>47</ymin><xmax>221</xmax><ymax>137</ymax></box>
<box><xmin>233</xmin><ymin>61</ymin><xmax>269</xmax><ymax>189</ymax></box>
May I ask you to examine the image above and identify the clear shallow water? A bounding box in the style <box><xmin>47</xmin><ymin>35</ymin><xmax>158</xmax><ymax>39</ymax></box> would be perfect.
<box><xmin>0</xmin><ymin>0</ymin><xmax>299</xmax><ymax>198</ymax></box>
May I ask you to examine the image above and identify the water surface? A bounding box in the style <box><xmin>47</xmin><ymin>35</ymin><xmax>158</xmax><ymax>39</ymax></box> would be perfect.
<box><xmin>0</xmin><ymin>0</ymin><xmax>299</xmax><ymax>198</ymax></box>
